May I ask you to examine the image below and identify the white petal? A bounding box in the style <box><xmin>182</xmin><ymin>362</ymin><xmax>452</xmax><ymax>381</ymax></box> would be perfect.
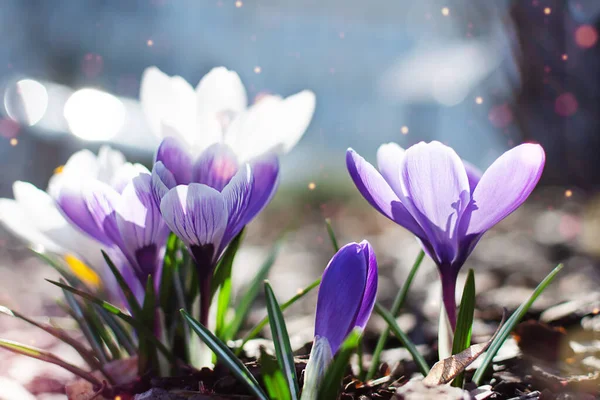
<box><xmin>96</xmin><ymin>146</ymin><xmax>127</xmax><ymax>184</ymax></box>
<box><xmin>225</xmin><ymin>90</ymin><xmax>315</xmax><ymax>161</ymax></box>
<box><xmin>140</xmin><ymin>66</ymin><xmax>197</xmax><ymax>144</ymax></box>
<box><xmin>195</xmin><ymin>67</ymin><xmax>248</xmax><ymax>116</ymax></box>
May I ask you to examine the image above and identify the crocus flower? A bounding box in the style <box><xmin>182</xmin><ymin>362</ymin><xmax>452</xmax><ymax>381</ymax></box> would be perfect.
<box><xmin>140</xmin><ymin>66</ymin><xmax>316</xmax><ymax>161</ymax></box>
<box><xmin>56</xmin><ymin>169</ymin><xmax>170</xmax><ymax>300</ymax></box>
<box><xmin>156</xmin><ymin>146</ymin><xmax>279</xmax><ymax>325</ymax></box>
<box><xmin>0</xmin><ymin>146</ymin><xmax>143</xmax><ymax>302</ymax></box>
<box><xmin>302</xmin><ymin>241</ymin><xmax>378</xmax><ymax>400</ymax></box>
<box><xmin>346</xmin><ymin>141</ymin><xmax>545</xmax><ymax>328</ymax></box>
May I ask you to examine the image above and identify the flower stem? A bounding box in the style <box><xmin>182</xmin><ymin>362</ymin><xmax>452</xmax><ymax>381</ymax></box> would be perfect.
<box><xmin>200</xmin><ymin>276</ymin><xmax>212</xmax><ymax>328</ymax></box>
<box><xmin>441</xmin><ymin>271</ymin><xmax>458</xmax><ymax>331</ymax></box>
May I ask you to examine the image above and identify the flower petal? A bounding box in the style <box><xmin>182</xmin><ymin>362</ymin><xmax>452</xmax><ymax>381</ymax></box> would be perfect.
<box><xmin>346</xmin><ymin>149</ymin><xmax>424</xmax><ymax>237</ymax></box>
<box><xmin>191</xmin><ymin>143</ymin><xmax>239</xmax><ymax>191</ymax></box>
<box><xmin>83</xmin><ymin>181</ymin><xmax>122</xmax><ymax>249</ymax></box>
<box><xmin>245</xmin><ymin>153</ymin><xmax>280</xmax><ymax>223</ymax></box>
<box><xmin>159</xmin><ymin>184</ymin><xmax>228</xmax><ymax>254</ymax></box>
<box><xmin>151</xmin><ymin>161</ymin><xmax>177</xmax><ymax>206</ymax></box>
<box><xmin>195</xmin><ymin>67</ymin><xmax>248</xmax><ymax>116</ymax></box>
<box><xmin>140</xmin><ymin>67</ymin><xmax>196</xmax><ymax>143</ymax></box>
<box><xmin>315</xmin><ymin>242</ymin><xmax>369</xmax><ymax>355</ymax></box>
<box><xmin>467</xmin><ymin>144</ymin><xmax>545</xmax><ymax>235</ymax></box>
<box><xmin>353</xmin><ymin>241</ymin><xmax>378</xmax><ymax>330</ymax></box>
<box><xmin>462</xmin><ymin>160</ymin><xmax>482</xmax><ymax>193</ymax></box>
<box><xmin>154</xmin><ymin>137</ymin><xmax>193</xmax><ymax>185</ymax></box>
<box><xmin>398</xmin><ymin>141</ymin><xmax>471</xmax><ymax>264</ymax></box>
<box><xmin>376</xmin><ymin>142</ymin><xmax>405</xmax><ymax>197</ymax></box>
<box><xmin>220</xmin><ymin>164</ymin><xmax>254</xmax><ymax>250</ymax></box>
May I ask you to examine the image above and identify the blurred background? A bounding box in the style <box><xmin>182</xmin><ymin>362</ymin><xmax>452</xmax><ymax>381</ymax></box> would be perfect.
<box><xmin>2</xmin><ymin>0</ymin><xmax>600</xmax><ymax>398</ymax></box>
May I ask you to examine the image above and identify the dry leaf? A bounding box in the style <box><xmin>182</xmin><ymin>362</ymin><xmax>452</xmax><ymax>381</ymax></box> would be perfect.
<box><xmin>65</xmin><ymin>380</ymin><xmax>109</xmax><ymax>400</ymax></box>
<box><xmin>422</xmin><ymin>313</ymin><xmax>505</xmax><ymax>385</ymax></box>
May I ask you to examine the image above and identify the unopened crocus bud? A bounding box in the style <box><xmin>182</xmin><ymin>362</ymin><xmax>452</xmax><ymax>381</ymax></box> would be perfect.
<box><xmin>301</xmin><ymin>241</ymin><xmax>378</xmax><ymax>400</ymax></box>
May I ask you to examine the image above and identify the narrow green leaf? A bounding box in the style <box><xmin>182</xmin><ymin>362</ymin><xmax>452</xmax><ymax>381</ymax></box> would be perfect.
<box><xmin>324</xmin><ymin>218</ymin><xmax>339</xmax><ymax>252</ymax></box>
<box><xmin>0</xmin><ymin>338</ymin><xmax>103</xmax><ymax>387</ymax></box>
<box><xmin>180</xmin><ymin>310</ymin><xmax>269</xmax><ymax>400</ymax></box>
<box><xmin>213</xmin><ymin>231</ymin><xmax>244</xmax><ymax>339</ymax></box>
<box><xmin>82</xmin><ymin>303</ymin><xmax>122</xmax><ymax>361</ymax></box>
<box><xmin>236</xmin><ymin>277</ymin><xmax>321</xmax><ymax>356</ymax></box>
<box><xmin>0</xmin><ymin>305</ymin><xmax>100</xmax><ymax>369</ymax></box>
<box><xmin>223</xmin><ymin>239</ymin><xmax>283</xmax><ymax>342</ymax></box>
<box><xmin>264</xmin><ymin>282</ymin><xmax>300</xmax><ymax>400</ymax></box>
<box><xmin>366</xmin><ymin>249</ymin><xmax>425</xmax><ymax>381</ymax></box>
<box><xmin>159</xmin><ymin>233</ymin><xmax>179</xmax><ymax>311</ymax></box>
<box><xmin>94</xmin><ymin>305</ymin><xmax>136</xmax><ymax>356</ymax></box>
<box><xmin>30</xmin><ymin>248</ymin><xmax>82</xmax><ymax>287</ymax></box>
<box><xmin>46</xmin><ymin>279</ymin><xmax>176</xmax><ymax>364</ymax></box>
<box><xmin>451</xmin><ymin>269</ymin><xmax>476</xmax><ymax>388</ymax></box>
<box><xmin>139</xmin><ymin>276</ymin><xmax>159</xmax><ymax>375</ymax></box>
<box><xmin>101</xmin><ymin>250</ymin><xmax>143</xmax><ymax>319</ymax></box>
<box><xmin>61</xmin><ymin>282</ymin><xmax>110</xmax><ymax>364</ymax></box>
<box><xmin>260</xmin><ymin>347</ymin><xmax>291</xmax><ymax>400</ymax></box>
<box><xmin>374</xmin><ymin>303</ymin><xmax>429</xmax><ymax>376</ymax></box>
<box><xmin>317</xmin><ymin>329</ymin><xmax>361</xmax><ymax>400</ymax></box>
<box><xmin>472</xmin><ymin>263</ymin><xmax>564</xmax><ymax>385</ymax></box>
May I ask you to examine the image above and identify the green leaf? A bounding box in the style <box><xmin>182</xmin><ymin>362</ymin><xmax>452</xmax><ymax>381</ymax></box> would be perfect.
<box><xmin>61</xmin><ymin>281</ymin><xmax>110</xmax><ymax>364</ymax></box>
<box><xmin>374</xmin><ymin>303</ymin><xmax>429</xmax><ymax>376</ymax></box>
<box><xmin>472</xmin><ymin>263</ymin><xmax>564</xmax><ymax>385</ymax></box>
<box><xmin>139</xmin><ymin>276</ymin><xmax>159</xmax><ymax>375</ymax></box>
<box><xmin>46</xmin><ymin>279</ymin><xmax>176</xmax><ymax>364</ymax></box>
<box><xmin>366</xmin><ymin>249</ymin><xmax>425</xmax><ymax>380</ymax></box>
<box><xmin>236</xmin><ymin>277</ymin><xmax>321</xmax><ymax>356</ymax></box>
<box><xmin>451</xmin><ymin>269</ymin><xmax>475</xmax><ymax>388</ymax></box>
<box><xmin>223</xmin><ymin>238</ymin><xmax>283</xmax><ymax>342</ymax></box>
<box><xmin>0</xmin><ymin>305</ymin><xmax>100</xmax><ymax>369</ymax></box>
<box><xmin>94</xmin><ymin>305</ymin><xmax>136</xmax><ymax>356</ymax></box>
<box><xmin>260</xmin><ymin>347</ymin><xmax>291</xmax><ymax>400</ymax></box>
<box><xmin>101</xmin><ymin>250</ymin><xmax>143</xmax><ymax>319</ymax></box>
<box><xmin>0</xmin><ymin>338</ymin><xmax>103</xmax><ymax>387</ymax></box>
<box><xmin>264</xmin><ymin>282</ymin><xmax>300</xmax><ymax>400</ymax></box>
<box><xmin>317</xmin><ymin>329</ymin><xmax>361</xmax><ymax>400</ymax></box>
<box><xmin>324</xmin><ymin>218</ymin><xmax>339</xmax><ymax>252</ymax></box>
<box><xmin>159</xmin><ymin>233</ymin><xmax>179</xmax><ymax>311</ymax></box>
<box><xmin>180</xmin><ymin>310</ymin><xmax>269</xmax><ymax>400</ymax></box>
<box><xmin>213</xmin><ymin>230</ymin><xmax>244</xmax><ymax>339</ymax></box>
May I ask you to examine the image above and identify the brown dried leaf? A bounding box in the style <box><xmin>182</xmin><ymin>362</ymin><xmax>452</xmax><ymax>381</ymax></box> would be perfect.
<box><xmin>422</xmin><ymin>313</ymin><xmax>505</xmax><ymax>386</ymax></box>
<box><xmin>65</xmin><ymin>380</ymin><xmax>109</xmax><ymax>400</ymax></box>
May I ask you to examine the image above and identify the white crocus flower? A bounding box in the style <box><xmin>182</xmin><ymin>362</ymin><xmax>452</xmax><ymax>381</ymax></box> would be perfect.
<box><xmin>0</xmin><ymin>146</ymin><xmax>145</xmax><ymax>287</ymax></box>
<box><xmin>140</xmin><ymin>66</ymin><xmax>316</xmax><ymax>161</ymax></box>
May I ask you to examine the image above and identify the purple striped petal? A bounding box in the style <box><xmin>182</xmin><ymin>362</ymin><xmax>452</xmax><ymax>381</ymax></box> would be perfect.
<box><xmin>220</xmin><ymin>164</ymin><xmax>254</xmax><ymax>251</ymax></box>
<box><xmin>245</xmin><ymin>153</ymin><xmax>280</xmax><ymax>221</ymax></box>
<box><xmin>159</xmin><ymin>184</ymin><xmax>228</xmax><ymax>263</ymax></box>
<box><xmin>398</xmin><ymin>141</ymin><xmax>471</xmax><ymax>265</ymax></box>
<box><xmin>315</xmin><ymin>241</ymin><xmax>378</xmax><ymax>355</ymax></box>
<box><xmin>116</xmin><ymin>173</ymin><xmax>170</xmax><ymax>279</ymax></box>
<box><xmin>346</xmin><ymin>149</ymin><xmax>425</xmax><ymax>238</ymax></box>
<box><xmin>154</xmin><ymin>137</ymin><xmax>193</xmax><ymax>185</ymax></box>
<box><xmin>151</xmin><ymin>161</ymin><xmax>177</xmax><ymax>207</ymax></box>
<box><xmin>83</xmin><ymin>181</ymin><xmax>122</xmax><ymax>250</ymax></box>
<box><xmin>191</xmin><ymin>143</ymin><xmax>239</xmax><ymax>191</ymax></box>
<box><xmin>467</xmin><ymin>144</ymin><xmax>545</xmax><ymax>236</ymax></box>
<box><xmin>55</xmin><ymin>185</ymin><xmax>113</xmax><ymax>246</ymax></box>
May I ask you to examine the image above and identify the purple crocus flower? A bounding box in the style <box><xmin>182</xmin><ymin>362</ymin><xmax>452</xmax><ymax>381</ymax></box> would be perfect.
<box><xmin>153</xmin><ymin>137</ymin><xmax>279</xmax><ymax>325</ymax></box>
<box><xmin>302</xmin><ymin>241</ymin><xmax>378</xmax><ymax>398</ymax></box>
<box><xmin>346</xmin><ymin>141</ymin><xmax>545</xmax><ymax>328</ymax></box>
<box><xmin>56</xmin><ymin>172</ymin><xmax>170</xmax><ymax>298</ymax></box>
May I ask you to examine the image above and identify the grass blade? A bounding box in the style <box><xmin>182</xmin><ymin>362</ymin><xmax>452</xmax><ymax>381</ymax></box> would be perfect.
<box><xmin>260</xmin><ymin>347</ymin><xmax>291</xmax><ymax>400</ymax></box>
<box><xmin>223</xmin><ymin>239</ymin><xmax>283</xmax><ymax>342</ymax></box>
<box><xmin>451</xmin><ymin>269</ymin><xmax>475</xmax><ymax>388</ymax></box>
<box><xmin>94</xmin><ymin>305</ymin><xmax>136</xmax><ymax>356</ymax></box>
<box><xmin>236</xmin><ymin>277</ymin><xmax>321</xmax><ymax>356</ymax></box>
<box><xmin>46</xmin><ymin>279</ymin><xmax>176</xmax><ymax>364</ymax></box>
<box><xmin>264</xmin><ymin>282</ymin><xmax>300</xmax><ymax>400</ymax></box>
<box><xmin>213</xmin><ymin>230</ymin><xmax>244</xmax><ymax>339</ymax></box>
<box><xmin>366</xmin><ymin>249</ymin><xmax>425</xmax><ymax>380</ymax></box>
<box><xmin>139</xmin><ymin>276</ymin><xmax>159</xmax><ymax>375</ymax></box>
<box><xmin>0</xmin><ymin>338</ymin><xmax>103</xmax><ymax>387</ymax></box>
<box><xmin>0</xmin><ymin>305</ymin><xmax>100</xmax><ymax>369</ymax></box>
<box><xmin>180</xmin><ymin>310</ymin><xmax>268</xmax><ymax>400</ymax></box>
<box><xmin>324</xmin><ymin>218</ymin><xmax>339</xmax><ymax>252</ymax></box>
<box><xmin>101</xmin><ymin>250</ymin><xmax>143</xmax><ymax>318</ymax></box>
<box><xmin>374</xmin><ymin>303</ymin><xmax>429</xmax><ymax>376</ymax></box>
<box><xmin>317</xmin><ymin>329</ymin><xmax>361</xmax><ymax>400</ymax></box>
<box><xmin>472</xmin><ymin>263</ymin><xmax>564</xmax><ymax>385</ymax></box>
